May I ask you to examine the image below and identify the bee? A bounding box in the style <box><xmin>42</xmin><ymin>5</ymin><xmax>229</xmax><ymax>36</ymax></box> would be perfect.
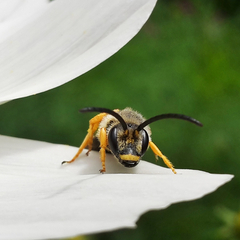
<box><xmin>62</xmin><ymin>107</ymin><xmax>202</xmax><ymax>173</ymax></box>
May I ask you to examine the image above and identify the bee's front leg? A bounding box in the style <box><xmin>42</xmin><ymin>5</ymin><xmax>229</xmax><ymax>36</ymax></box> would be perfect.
<box><xmin>99</xmin><ymin>128</ymin><xmax>107</xmax><ymax>173</ymax></box>
<box><xmin>149</xmin><ymin>141</ymin><xmax>176</xmax><ymax>174</ymax></box>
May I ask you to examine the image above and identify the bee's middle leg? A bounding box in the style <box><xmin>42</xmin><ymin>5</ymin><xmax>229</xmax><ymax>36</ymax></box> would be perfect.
<box><xmin>62</xmin><ymin>113</ymin><xmax>106</xmax><ymax>165</ymax></box>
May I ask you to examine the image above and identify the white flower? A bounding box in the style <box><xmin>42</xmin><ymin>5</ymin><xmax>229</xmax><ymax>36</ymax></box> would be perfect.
<box><xmin>0</xmin><ymin>0</ymin><xmax>157</xmax><ymax>104</ymax></box>
<box><xmin>0</xmin><ymin>135</ymin><xmax>233</xmax><ymax>239</ymax></box>
<box><xmin>0</xmin><ymin>1</ymin><xmax>233</xmax><ymax>240</ymax></box>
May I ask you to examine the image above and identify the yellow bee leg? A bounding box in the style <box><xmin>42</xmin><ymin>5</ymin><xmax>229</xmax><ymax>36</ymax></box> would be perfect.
<box><xmin>62</xmin><ymin>113</ymin><xmax>107</xmax><ymax>165</ymax></box>
<box><xmin>149</xmin><ymin>141</ymin><xmax>176</xmax><ymax>174</ymax></box>
<box><xmin>86</xmin><ymin>112</ymin><xmax>107</xmax><ymax>155</ymax></box>
<box><xmin>99</xmin><ymin>128</ymin><xmax>107</xmax><ymax>173</ymax></box>
<box><xmin>62</xmin><ymin>134</ymin><xmax>91</xmax><ymax>164</ymax></box>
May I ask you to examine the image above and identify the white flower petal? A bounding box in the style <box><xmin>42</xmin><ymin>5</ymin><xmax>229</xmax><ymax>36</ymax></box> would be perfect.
<box><xmin>0</xmin><ymin>0</ymin><xmax>49</xmax><ymax>42</ymax></box>
<box><xmin>0</xmin><ymin>135</ymin><xmax>233</xmax><ymax>239</ymax></box>
<box><xmin>0</xmin><ymin>0</ymin><xmax>157</xmax><ymax>104</ymax></box>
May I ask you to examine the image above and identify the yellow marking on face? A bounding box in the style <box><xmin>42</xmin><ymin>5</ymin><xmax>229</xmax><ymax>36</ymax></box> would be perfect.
<box><xmin>126</xmin><ymin>138</ymin><xmax>134</xmax><ymax>144</ymax></box>
<box><xmin>120</xmin><ymin>155</ymin><xmax>140</xmax><ymax>161</ymax></box>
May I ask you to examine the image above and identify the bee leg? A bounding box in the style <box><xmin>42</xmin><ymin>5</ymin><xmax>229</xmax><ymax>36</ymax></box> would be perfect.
<box><xmin>99</xmin><ymin>128</ymin><xmax>107</xmax><ymax>173</ymax></box>
<box><xmin>149</xmin><ymin>141</ymin><xmax>176</xmax><ymax>174</ymax></box>
<box><xmin>62</xmin><ymin>113</ymin><xmax>107</xmax><ymax>165</ymax></box>
<box><xmin>86</xmin><ymin>112</ymin><xmax>107</xmax><ymax>155</ymax></box>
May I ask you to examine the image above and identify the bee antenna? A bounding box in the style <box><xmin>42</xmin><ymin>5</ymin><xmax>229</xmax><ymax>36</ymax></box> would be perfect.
<box><xmin>80</xmin><ymin>107</ymin><xmax>128</xmax><ymax>131</ymax></box>
<box><xmin>137</xmin><ymin>113</ymin><xmax>203</xmax><ymax>131</ymax></box>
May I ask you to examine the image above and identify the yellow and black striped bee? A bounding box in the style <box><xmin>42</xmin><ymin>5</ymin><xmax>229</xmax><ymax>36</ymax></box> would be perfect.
<box><xmin>62</xmin><ymin>107</ymin><xmax>202</xmax><ymax>173</ymax></box>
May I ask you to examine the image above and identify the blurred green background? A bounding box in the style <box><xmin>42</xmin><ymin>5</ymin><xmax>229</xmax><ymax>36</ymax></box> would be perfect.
<box><xmin>1</xmin><ymin>0</ymin><xmax>240</xmax><ymax>239</ymax></box>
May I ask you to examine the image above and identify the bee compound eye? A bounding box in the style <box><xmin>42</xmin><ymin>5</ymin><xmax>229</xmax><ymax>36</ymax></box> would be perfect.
<box><xmin>108</xmin><ymin>127</ymin><xmax>118</xmax><ymax>156</ymax></box>
<box><xmin>141</xmin><ymin>129</ymin><xmax>149</xmax><ymax>156</ymax></box>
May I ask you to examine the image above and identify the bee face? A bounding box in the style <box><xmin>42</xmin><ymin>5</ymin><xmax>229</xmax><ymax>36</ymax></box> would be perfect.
<box><xmin>107</xmin><ymin>123</ymin><xmax>149</xmax><ymax>168</ymax></box>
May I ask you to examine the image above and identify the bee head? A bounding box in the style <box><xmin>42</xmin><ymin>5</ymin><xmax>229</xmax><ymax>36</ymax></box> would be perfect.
<box><xmin>107</xmin><ymin>123</ymin><xmax>149</xmax><ymax>168</ymax></box>
<box><xmin>80</xmin><ymin>107</ymin><xmax>203</xmax><ymax>168</ymax></box>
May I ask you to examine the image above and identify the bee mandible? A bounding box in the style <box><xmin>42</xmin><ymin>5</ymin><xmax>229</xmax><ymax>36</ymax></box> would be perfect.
<box><xmin>62</xmin><ymin>107</ymin><xmax>202</xmax><ymax>173</ymax></box>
